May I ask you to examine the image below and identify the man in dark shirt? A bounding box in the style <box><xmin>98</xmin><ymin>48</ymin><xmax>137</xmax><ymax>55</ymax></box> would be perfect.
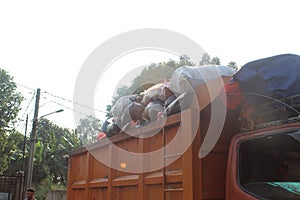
<box><xmin>26</xmin><ymin>188</ymin><xmax>37</xmax><ymax>200</ymax></box>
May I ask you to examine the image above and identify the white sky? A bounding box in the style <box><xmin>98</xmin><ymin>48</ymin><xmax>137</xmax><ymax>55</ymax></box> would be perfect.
<box><xmin>1</xmin><ymin>0</ymin><xmax>300</xmax><ymax>133</ymax></box>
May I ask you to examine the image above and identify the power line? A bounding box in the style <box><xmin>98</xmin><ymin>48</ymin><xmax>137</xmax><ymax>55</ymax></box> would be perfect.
<box><xmin>16</xmin><ymin>83</ymin><xmax>36</xmax><ymax>92</ymax></box>
<box><xmin>43</xmin><ymin>91</ymin><xmax>107</xmax><ymax>114</ymax></box>
<box><xmin>15</xmin><ymin>82</ymin><xmax>108</xmax><ymax>114</ymax></box>
<box><xmin>15</xmin><ymin>82</ymin><xmax>108</xmax><ymax>124</ymax></box>
<box><xmin>19</xmin><ymin>91</ymin><xmax>36</xmax><ymax>120</ymax></box>
<box><xmin>19</xmin><ymin>106</ymin><xmax>35</xmax><ymax>132</ymax></box>
<box><xmin>15</xmin><ymin>91</ymin><xmax>36</xmax><ymax>130</ymax></box>
<box><xmin>50</xmin><ymin>100</ymin><xmax>99</xmax><ymax>119</ymax></box>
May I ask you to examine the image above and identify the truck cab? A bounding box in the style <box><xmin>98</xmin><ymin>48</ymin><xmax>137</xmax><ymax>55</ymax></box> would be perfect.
<box><xmin>227</xmin><ymin>121</ymin><xmax>300</xmax><ymax>199</ymax></box>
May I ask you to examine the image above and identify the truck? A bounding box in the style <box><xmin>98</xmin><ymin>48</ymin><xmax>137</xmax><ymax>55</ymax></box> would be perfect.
<box><xmin>67</xmin><ymin>57</ymin><xmax>300</xmax><ymax>200</ymax></box>
<box><xmin>67</xmin><ymin>94</ymin><xmax>300</xmax><ymax>200</ymax></box>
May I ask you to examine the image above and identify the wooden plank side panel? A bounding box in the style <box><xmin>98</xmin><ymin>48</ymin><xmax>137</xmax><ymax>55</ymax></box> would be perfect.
<box><xmin>138</xmin><ymin>137</ymin><xmax>147</xmax><ymax>200</ymax></box>
<box><xmin>68</xmin><ymin>109</ymin><xmax>203</xmax><ymax>200</ymax></box>
<box><xmin>107</xmin><ymin>144</ymin><xmax>116</xmax><ymax>200</ymax></box>
<box><xmin>192</xmin><ymin>124</ymin><xmax>202</xmax><ymax>200</ymax></box>
<box><xmin>90</xmin><ymin>152</ymin><xmax>110</xmax><ymax>180</ymax></box>
<box><xmin>202</xmin><ymin>152</ymin><xmax>227</xmax><ymax>200</ymax></box>
<box><xmin>72</xmin><ymin>189</ymin><xmax>86</xmax><ymax>200</ymax></box>
<box><xmin>198</xmin><ymin>99</ymin><xmax>240</xmax><ymax>200</ymax></box>
<box><xmin>165</xmin><ymin>183</ymin><xmax>183</xmax><ymax>200</ymax></box>
<box><xmin>89</xmin><ymin>188</ymin><xmax>108</xmax><ymax>200</ymax></box>
<box><xmin>67</xmin><ymin>156</ymin><xmax>72</xmax><ymax>200</ymax></box>
<box><xmin>68</xmin><ymin>152</ymin><xmax>89</xmax><ymax>200</ymax></box>
<box><xmin>115</xmin><ymin>186</ymin><xmax>138</xmax><ymax>200</ymax></box>
<box><xmin>147</xmin><ymin>184</ymin><xmax>164</xmax><ymax>200</ymax></box>
<box><xmin>115</xmin><ymin>136</ymin><xmax>139</xmax><ymax>177</ymax></box>
<box><xmin>85</xmin><ymin>152</ymin><xmax>91</xmax><ymax>200</ymax></box>
<box><xmin>181</xmin><ymin>109</ymin><xmax>195</xmax><ymax>200</ymax></box>
<box><xmin>71</xmin><ymin>152</ymin><xmax>88</xmax><ymax>183</ymax></box>
<box><xmin>165</xmin><ymin>125</ymin><xmax>183</xmax><ymax>173</ymax></box>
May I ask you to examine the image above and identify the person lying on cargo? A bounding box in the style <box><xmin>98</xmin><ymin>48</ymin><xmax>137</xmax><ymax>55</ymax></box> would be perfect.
<box><xmin>96</xmin><ymin>131</ymin><xmax>107</xmax><ymax>141</ymax></box>
<box><xmin>119</xmin><ymin>101</ymin><xmax>145</xmax><ymax>131</ymax></box>
<box><xmin>141</xmin><ymin>81</ymin><xmax>181</xmax><ymax>122</ymax></box>
<box><xmin>96</xmin><ymin>117</ymin><xmax>120</xmax><ymax>138</ymax></box>
<box><xmin>142</xmin><ymin>99</ymin><xmax>164</xmax><ymax>122</ymax></box>
<box><xmin>96</xmin><ymin>100</ymin><xmax>145</xmax><ymax>138</ymax></box>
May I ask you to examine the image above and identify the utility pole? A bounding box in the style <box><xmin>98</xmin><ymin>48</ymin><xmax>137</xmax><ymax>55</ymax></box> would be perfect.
<box><xmin>22</xmin><ymin>114</ymin><xmax>28</xmax><ymax>171</ymax></box>
<box><xmin>26</xmin><ymin>88</ymin><xmax>41</xmax><ymax>189</ymax></box>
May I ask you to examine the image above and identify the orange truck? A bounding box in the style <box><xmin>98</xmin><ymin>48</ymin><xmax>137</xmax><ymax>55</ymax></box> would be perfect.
<box><xmin>66</xmin><ymin>91</ymin><xmax>300</xmax><ymax>200</ymax></box>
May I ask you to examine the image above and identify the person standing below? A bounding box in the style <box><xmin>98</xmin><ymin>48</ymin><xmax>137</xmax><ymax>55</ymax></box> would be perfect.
<box><xmin>26</xmin><ymin>188</ymin><xmax>37</xmax><ymax>200</ymax></box>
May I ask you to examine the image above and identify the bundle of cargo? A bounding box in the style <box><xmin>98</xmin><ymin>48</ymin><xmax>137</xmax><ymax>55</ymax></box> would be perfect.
<box><xmin>169</xmin><ymin>65</ymin><xmax>235</xmax><ymax>111</ymax></box>
<box><xmin>98</xmin><ymin>65</ymin><xmax>235</xmax><ymax>138</ymax></box>
<box><xmin>221</xmin><ymin>54</ymin><xmax>300</xmax><ymax>130</ymax></box>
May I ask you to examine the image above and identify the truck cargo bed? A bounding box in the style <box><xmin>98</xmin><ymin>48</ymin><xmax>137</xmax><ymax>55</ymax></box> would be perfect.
<box><xmin>67</xmin><ymin>99</ymin><xmax>239</xmax><ymax>200</ymax></box>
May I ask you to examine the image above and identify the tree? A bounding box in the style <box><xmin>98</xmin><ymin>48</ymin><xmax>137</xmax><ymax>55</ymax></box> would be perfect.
<box><xmin>199</xmin><ymin>53</ymin><xmax>221</xmax><ymax>66</ymax></box>
<box><xmin>199</xmin><ymin>53</ymin><xmax>211</xmax><ymax>65</ymax></box>
<box><xmin>4</xmin><ymin>130</ymin><xmax>26</xmax><ymax>174</ymax></box>
<box><xmin>0</xmin><ymin>68</ymin><xmax>23</xmax><ymax>174</ymax></box>
<box><xmin>76</xmin><ymin>115</ymin><xmax>102</xmax><ymax>144</ymax></box>
<box><xmin>211</xmin><ymin>57</ymin><xmax>221</xmax><ymax>65</ymax></box>
<box><xmin>30</xmin><ymin>118</ymin><xmax>81</xmax><ymax>199</ymax></box>
<box><xmin>179</xmin><ymin>55</ymin><xmax>194</xmax><ymax>66</ymax></box>
<box><xmin>228</xmin><ymin>61</ymin><xmax>238</xmax><ymax>71</ymax></box>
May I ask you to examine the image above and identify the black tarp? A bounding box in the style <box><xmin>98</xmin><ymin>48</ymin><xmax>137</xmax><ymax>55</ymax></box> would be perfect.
<box><xmin>233</xmin><ymin>54</ymin><xmax>300</xmax><ymax>104</ymax></box>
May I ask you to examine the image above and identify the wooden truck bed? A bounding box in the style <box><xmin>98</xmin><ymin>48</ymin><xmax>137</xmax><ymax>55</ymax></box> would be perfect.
<box><xmin>67</xmin><ymin>98</ymin><xmax>239</xmax><ymax>200</ymax></box>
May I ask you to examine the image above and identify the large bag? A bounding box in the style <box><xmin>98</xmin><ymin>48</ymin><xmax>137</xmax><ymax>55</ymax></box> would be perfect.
<box><xmin>169</xmin><ymin>65</ymin><xmax>235</xmax><ymax>94</ymax></box>
<box><xmin>233</xmin><ymin>54</ymin><xmax>300</xmax><ymax>104</ymax></box>
<box><xmin>169</xmin><ymin>65</ymin><xmax>235</xmax><ymax>111</ymax></box>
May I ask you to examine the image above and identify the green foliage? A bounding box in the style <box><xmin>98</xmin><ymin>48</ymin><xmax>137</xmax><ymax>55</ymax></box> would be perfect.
<box><xmin>33</xmin><ymin>177</ymin><xmax>67</xmax><ymax>200</ymax></box>
<box><xmin>3</xmin><ymin>118</ymin><xmax>81</xmax><ymax>199</ymax></box>
<box><xmin>4</xmin><ymin>130</ymin><xmax>26</xmax><ymax>174</ymax></box>
<box><xmin>199</xmin><ymin>52</ymin><xmax>221</xmax><ymax>65</ymax></box>
<box><xmin>228</xmin><ymin>61</ymin><xmax>239</xmax><ymax>71</ymax></box>
<box><xmin>199</xmin><ymin>53</ymin><xmax>211</xmax><ymax>65</ymax></box>
<box><xmin>105</xmin><ymin>104</ymin><xmax>113</xmax><ymax>118</ymax></box>
<box><xmin>33</xmin><ymin>177</ymin><xmax>55</xmax><ymax>200</ymax></box>
<box><xmin>76</xmin><ymin>115</ymin><xmax>101</xmax><ymax>145</ymax></box>
<box><xmin>211</xmin><ymin>57</ymin><xmax>221</xmax><ymax>65</ymax></box>
<box><xmin>0</xmin><ymin>68</ymin><xmax>23</xmax><ymax>174</ymax></box>
<box><xmin>32</xmin><ymin>118</ymin><xmax>82</xmax><ymax>186</ymax></box>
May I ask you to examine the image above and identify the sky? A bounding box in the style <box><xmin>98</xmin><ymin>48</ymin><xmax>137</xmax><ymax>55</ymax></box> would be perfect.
<box><xmin>1</xmin><ymin>0</ymin><xmax>300</xmax><ymax>133</ymax></box>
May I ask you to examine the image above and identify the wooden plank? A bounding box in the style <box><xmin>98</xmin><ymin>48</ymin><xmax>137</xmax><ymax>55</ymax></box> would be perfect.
<box><xmin>211</xmin><ymin>144</ymin><xmax>229</xmax><ymax>153</ymax></box>
<box><xmin>107</xmin><ymin>144</ymin><xmax>116</xmax><ymax>200</ymax></box>
<box><xmin>182</xmin><ymin>110</ymin><xmax>194</xmax><ymax>200</ymax></box>
<box><xmin>67</xmin><ymin>157</ymin><xmax>72</xmax><ymax>200</ymax></box>
<box><xmin>182</xmin><ymin>146</ymin><xmax>193</xmax><ymax>200</ymax></box>
<box><xmin>165</xmin><ymin>170</ymin><xmax>182</xmax><ymax>183</ymax></box>
<box><xmin>202</xmin><ymin>191</ymin><xmax>225</xmax><ymax>199</ymax></box>
<box><xmin>191</xmin><ymin>123</ymin><xmax>202</xmax><ymax>200</ymax></box>
<box><xmin>144</xmin><ymin>172</ymin><xmax>163</xmax><ymax>185</ymax></box>
<box><xmin>144</xmin><ymin>170</ymin><xmax>183</xmax><ymax>185</ymax></box>
<box><xmin>112</xmin><ymin>175</ymin><xmax>139</xmax><ymax>187</ymax></box>
<box><xmin>85</xmin><ymin>152</ymin><xmax>91</xmax><ymax>200</ymax></box>
<box><xmin>138</xmin><ymin>137</ymin><xmax>146</xmax><ymax>200</ymax></box>
<box><xmin>71</xmin><ymin>180</ymin><xmax>86</xmax><ymax>189</ymax></box>
<box><xmin>89</xmin><ymin>178</ymin><xmax>108</xmax><ymax>188</ymax></box>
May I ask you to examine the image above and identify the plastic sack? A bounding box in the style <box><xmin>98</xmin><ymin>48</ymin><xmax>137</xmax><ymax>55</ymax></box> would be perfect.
<box><xmin>169</xmin><ymin>65</ymin><xmax>235</xmax><ymax>94</ymax></box>
<box><xmin>110</xmin><ymin>96</ymin><xmax>134</xmax><ymax>119</ymax></box>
